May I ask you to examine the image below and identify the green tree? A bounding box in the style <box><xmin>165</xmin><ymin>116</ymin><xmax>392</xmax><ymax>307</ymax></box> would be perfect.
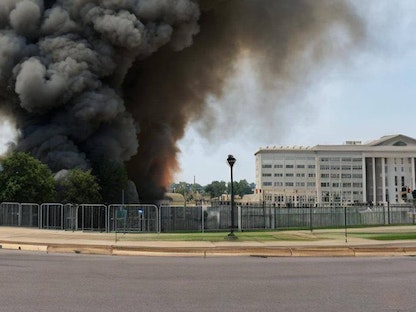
<box><xmin>0</xmin><ymin>152</ymin><xmax>56</xmax><ymax>203</ymax></box>
<box><xmin>170</xmin><ymin>181</ymin><xmax>206</xmax><ymax>202</ymax></box>
<box><xmin>235</xmin><ymin>179</ymin><xmax>253</xmax><ymax>197</ymax></box>
<box><xmin>56</xmin><ymin>169</ymin><xmax>101</xmax><ymax>204</ymax></box>
<box><xmin>92</xmin><ymin>159</ymin><xmax>128</xmax><ymax>203</ymax></box>
<box><xmin>171</xmin><ymin>181</ymin><xmax>190</xmax><ymax>196</ymax></box>
<box><xmin>205</xmin><ymin>180</ymin><xmax>227</xmax><ymax>198</ymax></box>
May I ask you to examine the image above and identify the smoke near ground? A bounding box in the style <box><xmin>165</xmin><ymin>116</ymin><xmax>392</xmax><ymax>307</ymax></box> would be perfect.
<box><xmin>0</xmin><ymin>0</ymin><xmax>365</xmax><ymax>201</ymax></box>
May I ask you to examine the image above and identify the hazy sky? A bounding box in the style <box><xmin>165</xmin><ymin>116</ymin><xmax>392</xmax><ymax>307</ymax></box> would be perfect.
<box><xmin>175</xmin><ymin>0</ymin><xmax>416</xmax><ymax>186</ymax></box>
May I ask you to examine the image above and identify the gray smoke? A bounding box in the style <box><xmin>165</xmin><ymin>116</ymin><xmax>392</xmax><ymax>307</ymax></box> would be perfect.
<box><xmin>0</xmin><ymin>0</ymin><xmax>365</xmax><ymax>200</ymax></box>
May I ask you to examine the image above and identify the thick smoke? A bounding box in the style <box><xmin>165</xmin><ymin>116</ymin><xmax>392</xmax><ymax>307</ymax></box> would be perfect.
<box><xmin>0</xmin><ymin>0</ymin><xmax>364</xmax><ymax>201</ymax></box>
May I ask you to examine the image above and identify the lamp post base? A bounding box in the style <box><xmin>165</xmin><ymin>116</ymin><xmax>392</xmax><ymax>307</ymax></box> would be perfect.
<box><xmin>225</xmin><ymin>230</ymin><xmax>238</xmax><ymax>240</ymax></box>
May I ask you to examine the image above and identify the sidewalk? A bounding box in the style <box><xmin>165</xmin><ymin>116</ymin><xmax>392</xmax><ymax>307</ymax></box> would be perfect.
<box><xmin>1</xmin><ymin>226</ymin><xmax>416</xmax><ymax>257</ymax></box>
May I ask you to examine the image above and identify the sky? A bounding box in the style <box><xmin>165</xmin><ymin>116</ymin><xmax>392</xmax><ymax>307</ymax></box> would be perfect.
<box><xmin>1</xmin><ymin>1</ymin><xmax>416</xmax><ymax>188</ymax></box>
<box><xmin>175</xmin><ymin>0</ymin><xmax>416</xmax><ymax>186</ymax></box>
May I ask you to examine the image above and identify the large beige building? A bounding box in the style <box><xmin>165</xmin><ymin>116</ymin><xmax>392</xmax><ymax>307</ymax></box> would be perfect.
<box><xmin>255</xmin><ymin>134</ymin><xmax>416</xmax><ymax>207</ymax></box>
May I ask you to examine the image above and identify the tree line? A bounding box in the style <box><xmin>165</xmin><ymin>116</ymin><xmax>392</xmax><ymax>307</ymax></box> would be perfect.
<box><xmin>0</xmin><ymin>152</ymin><xmax>128</xmax><ymax>204</ymax></box>
<box><xmin>170</xmin><ymin>180</ymin><xmax>255</xmax><ymax>200</ymax></box>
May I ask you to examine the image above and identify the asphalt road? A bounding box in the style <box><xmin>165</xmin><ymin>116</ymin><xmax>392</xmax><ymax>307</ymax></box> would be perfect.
<box><xmin>1</xmin><ymin>250</ymin><xmax>416</xmax><ymax>312</ymax></box>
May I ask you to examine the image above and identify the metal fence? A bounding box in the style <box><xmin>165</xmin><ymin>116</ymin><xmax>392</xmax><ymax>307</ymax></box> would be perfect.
<box><xmin>0</xmin><ymin>202</ymin><xmax>415</xmax><ymax>232</ymax></box>
<box><xmin>160</xmin><ymin>205</ymin><xmax>203</xmax><ymax>232</ymax></box>
<box><xmin>108</xmin><ymin>204</ymin><xmax>158</xmax><ymax>233</ymax></box>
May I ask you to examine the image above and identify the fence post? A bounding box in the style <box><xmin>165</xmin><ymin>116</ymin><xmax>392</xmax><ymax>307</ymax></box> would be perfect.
<box><xmin>201</xmin><ymin>206</ymin><xmax>204</xmax><ymax>233</ymax></box>
<box><xmin>309</xmin><ymin>206</ymin><xmax>313</xmax><ymax>232</ymax></box>
<box><xmin>237</xmin><ymin>205</ymin><xmax>241</xmax><ymax>231</ymax></box>
<box><xmin>387</xmin><ymin>201</ymin><xmax>390</xmax><ymax>224</ymax></box>
<box><xmin>158</xmin><ymin>205</ymin><xmax>161</xmax><ymax>233</ymax></box>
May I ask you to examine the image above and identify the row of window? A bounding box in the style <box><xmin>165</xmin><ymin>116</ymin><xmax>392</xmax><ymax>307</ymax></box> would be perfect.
<box><xmin>263</xmin><ymin>173</ymin><xmax>316</xmax><ymax>178</ymax></box>
<box><xmin>320</xmin><ymin>182</ymin><xmax>362</xmax><ymax>188</ymax></box>
<box><xmin>262</xmin><ymin>173</ymin><xmax>363</xmax><ymax>178</ymax></box>
<box><xmin>320</xmin><ymin>158</ymin><xmax>362</xmax><ymax>162</ymax></box>
<box><xmin>274</xmin><ymin>182</ymin><xmax>316</xmax><ymax>187</ymax></box>
<box><xmin>262</xmin><ymin>164</ymin><xmax>363</xmax><ymax>170</ymax></box>
<box><xmin>262</xmin><ymin>164</ymin><xmax>316</xmax><ymax>169</ymax></box>
<box><xmin>274</xmin><ymin>195</ymin><xmax>315</xmax><ymax>203</ymax></box>
<box><xmin>320</xmin><ymin>165</ymin><xmax>362</xmax><ymax>170</ymax></box>
<box><xmin>321</xmin><ymin>173</ymin><xmax>362</xmax><ymax>179</ymax></box>
<box><xmin>263</xmin><ymin>181</ymin><xmax>363</xmax><ymax>188</ymax></box>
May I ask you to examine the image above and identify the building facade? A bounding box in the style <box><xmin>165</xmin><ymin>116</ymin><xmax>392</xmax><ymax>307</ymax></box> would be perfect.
<box><xmin>255</xmin><ymin>135</ymin><xmax>416</xmax><ymax>207</ymax></box>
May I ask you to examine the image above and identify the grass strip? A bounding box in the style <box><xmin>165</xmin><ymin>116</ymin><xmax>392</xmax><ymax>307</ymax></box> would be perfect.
<box><xmin>117</xmin><ymin>231</ymin><xmax>321</xmax><ymax>242</ymax></box>
<box><xmin>351</xmin><ymin>232</ymin><xmax>416</xmax><ymax>241</ymax></box>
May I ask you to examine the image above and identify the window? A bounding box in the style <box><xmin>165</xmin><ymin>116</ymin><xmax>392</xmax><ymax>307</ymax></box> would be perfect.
<box><xmin>286</xmin><ymin>164</ymin><xmax>294</xmax><ymax>168</ymax></box>
<box><xmin>308</xmin><ymin>165</ymin><xmax>316</xmax><ymax>169</ymax></box>
<box><xmin>263</xmin><ymin>182</ymin><xmax>272</xmax><ymax>186</ymax></box>
<box><xmin>321</xmin><ymin>174</ymin><xmax>329</xmax><ymax>178</ymax></box>
<box><xmin>296</xmin><ymin>173</ymin><xmax>305</xmax><ymax>177</ymax></box>
<box><xmin>274</xmin><ymin>164</ymin><xmax>283</xmax><ymax>168</ymax></box>
<box><xmin>308</xmin><ymin>173</ymin><xmax>316</xmax><ymax>178</ymax></box>
<box><xmin>285</xmin><ymin>182</ymin><xmax>294</xmax><ymax>187</ymax></box>
<box><xmin>262</xmin><ymin>173</ymin><xmax>272</xmax><ymax>177</ymax></box>
<box><xmin>262</xmin><ymin>164</ymin><xmax>272</xmax><ymax>168</ymax></box>
<box><xmin>274</xmin><ymin>173</ymin><xmax>283</xmax><ymax>177</ymax></box>
<box><xmin>296</xmin><ymin>165</ymin><xmax>305</xmax><ymax>168</ymax></box>
<box><xmin>286</xmin><ymin>173</ymin><xmax>294</xmax><ymax>177</ymax></box>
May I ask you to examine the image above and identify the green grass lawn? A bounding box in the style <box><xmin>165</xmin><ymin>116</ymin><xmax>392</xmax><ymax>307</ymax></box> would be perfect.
<box><xmin>351</xmin><ymin>232</ymin><xmax>416</xmax><ymax>241</ymax></box>
<box><xmin>113</xmin><ymin>226</ymin><xmax>416</xmax><ymax>242</ymax></box>
<box><xmin>117</xmin><ymin>231</ymin><xmax>321</xmax><ymax>242</ymax></box>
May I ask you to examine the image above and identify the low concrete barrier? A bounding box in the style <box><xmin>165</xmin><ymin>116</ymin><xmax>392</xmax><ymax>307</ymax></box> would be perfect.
<box><xmin>290</xmin><ymin>247</ymin><xmax>355</xmax><ymax>257</ymax></box>
<box><xmin>2</xmin><ymin>240</ymin><xmax>416</xmax><ymax>257</ymax></box>
<box><xmin>0</xmin><ymin>242</ymin><xmax>48</xmax><ymax>252</ymax></box>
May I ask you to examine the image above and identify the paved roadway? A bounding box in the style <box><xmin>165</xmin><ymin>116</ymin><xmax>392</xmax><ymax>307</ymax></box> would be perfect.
<box><xmin>1</xmin><ymin>250</ymin><xmax>416</xmax><ymax>312</ymax></box>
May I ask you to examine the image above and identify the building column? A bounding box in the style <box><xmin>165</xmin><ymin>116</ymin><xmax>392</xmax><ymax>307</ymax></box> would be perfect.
<box><xmin>372</xmin><ymin>157</ymin><xmax>376</xmax><ymax>204</ymax></box>
<box><xmin>382</xmin><ymin>157</ymin><xmax>386</xmax><ymax>205</ymax></box>
<box><xmin>362</xmin><ymin>157</ymin><xmax>367</xmax><ymax>203</ymax></box>
<box><xmin>315</xmin><ymin>154</ymin><xmax>320</xmax><ymax>204</ymax></box>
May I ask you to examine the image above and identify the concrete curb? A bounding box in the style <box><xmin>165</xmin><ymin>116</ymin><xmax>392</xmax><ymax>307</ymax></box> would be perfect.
<box><xmin>2</xmin><ymin>240</ymin><xmax>416</xmax><ymax>257</ymax></box>
<box><xmin>0</xmin><ymin>242</ymin><xmax>48</xmax><ymax>252</ymax></box>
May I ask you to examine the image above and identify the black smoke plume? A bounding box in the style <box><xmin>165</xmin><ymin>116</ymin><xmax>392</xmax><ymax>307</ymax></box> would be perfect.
<box><xmin>0</xmin><ymin>0</ymin><xmax>364</xmax><ymax>201</ymax></box>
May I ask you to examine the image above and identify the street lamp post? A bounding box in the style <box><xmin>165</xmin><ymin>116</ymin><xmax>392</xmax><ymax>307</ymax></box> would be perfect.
<box><xmin>227</xmin><ymin>155</ymin><xmax>237</xmax><ymax>238</ymax></box>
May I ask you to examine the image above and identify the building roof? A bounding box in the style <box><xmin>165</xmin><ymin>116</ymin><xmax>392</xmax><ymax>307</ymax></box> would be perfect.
<box><xmin>255</xmin><ymin>134</ymin><xmax>416</xmax><ymax>155</ymax></box>
<box><xmin>366</xmin><ymin>134</ymin><xmax>416</xmax><ymax>146</ymax></box>
<box><xmin>163</xmin><ymin>193</ymin><xmax>185</xmax><ymax>204</ymax></box>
